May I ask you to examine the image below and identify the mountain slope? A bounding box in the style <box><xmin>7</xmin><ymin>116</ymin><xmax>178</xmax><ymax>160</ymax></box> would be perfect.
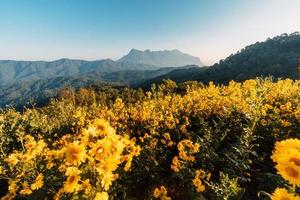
<box><xmin>135</xmin><ymin>66</ymin><xmax>208</xmax><ymax>89</ymax></box>
<box><xmin>138</xmin><ymin>32</ymin><xmax>300</xmax><ymax>87</ymax></box>
<box><xmin>118</xmin><ymin>49</ymin><xmax>204</xmax><ymax>67</ymax></box>
<box><xmin>0</xmin><ymin>48</ymin><xmax>203</xmax><ymax>85</ymax></box>
<box><xmin>0</xmin><ymin>65</ymin><xmax>192</xmax><ymax>108</ymax></box>
<box><xmin>199</xmin><ymin>32</ymin><xmax>300</xmax><ymax>84</ymax></box>
<box><xmin>0</xmin><ymin>58</ymin><xmax>159</xmax><ymax>85</ymax></box>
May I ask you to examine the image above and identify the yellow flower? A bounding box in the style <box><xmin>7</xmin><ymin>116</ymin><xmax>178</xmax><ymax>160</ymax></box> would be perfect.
<box><xmin>193</xmin><ymin>169</ymin><xmax>207</xmax><ymax>193</ymax></box>
<box><xmin>5</xmin><ymin>153</ymin><xmax>19</xmax><ymax>166</ymax></box>
<box><xmin>20</xmin><ymin>188</ymin><xmax>32</xmax><ymax>195</ymax></box>
<box><xmin>54</xmin><ymin>189</ymin><xmax>63</xmax><ymax>200</ymax></box>
<box><xmin>276</xmin><ymin>160</ymin><xmax>300</xmax><ymax>186</ymax></box>
<box><xmin>63</xmin><ymin>167</ymin><xmax>81</xmax><ymax>193</ymax></box>
<box><xmin>58</xmin><ymin>164</ymin><xmax>67</xmax><ymax>172</ymax></box>
<box><xmin>273</xmin><ymin>139</ymin><xmax>300</xmax><ymax>155</ymax></box>
<box><xmin>82</xmin><ymin>179</ymin><xmax>92</xmax><ymax>195</ymax></box>
<box><xmin>19</xmin><ymin>181</ymin><xmax>32</xmax><ymax>196</ymax></box>
<box><xmin>46</xmin><ymin>162</ymin><xmax>54</xmax><ymax>169</ymax></box>
<box><xmin>271</xmin><ymin>188</ymin><xmax>300</xmax><ymax>200</ymax></box>
<box><xmin>260</xmin><ymin>119</ymin><xmax>268</xmax><ymax>126</ymax></box>
<box><xmin>170</xmin><ymin>156</ymin><xmax>181</xmax><ymax>172</ymax></box>
<box><xmin>89</xmin><ymin>140</ymin><xmax>106</xmax><ymax>161</ymax></box>
<box><xmin>94</xmin><ymin>192</ymin><xmax>109</xmax><ymax>200</ymax></box>
<box><xmin>163</xmin><ymin>133</ymin><xmax>171</xmax><ymax>140</ymax></box>
<box><xmin>206</xmin><ymin>172</ymin><xmax>212</xmax><ymax>181</ymax></box>
<box><xmin>91</xmin><ymin>119</ymin><xmax>114</xmax><ymax>137</ymax></box>
<box><xmin>280</xmin><ymin>120</ymin><xmax>292</xmax><ymax>127</ymax></box>
<box><xmin>152</xmin><ymin>186</ymin><xmax>171</xmax><ymax>200</ymax></box>
<box><xmin>24</xmin><ymin>135</ymin><xmax>36</xmax><ymax>150</ymax></box>
<box><xmin>153</xmin><ymin>187</ymin><xmax>161</xmax><ymax>198</ymax></box>
<box><xmin>272</xmin><ymin>140</ymin><xmax>300</xmax><ymax>164</ymax></box>
<box><xmin>271</xmin><ymin>139</ymin><xmax>300</xmax><ymax>186</ymax></box>
<box><xmin>30</xmin><ymin>173</ymin><xmax>44</xmax><ymax>190</ymax></box>
<box><xmin>65</xmin><ymin>141</ymin><xmax>86</xmax><ymax>165</ymax></box>
<box><xmin>8</xmin><ymin>180</ymin><xmax>18</xmax><ymax>193</ymax></box>
<box><xmin>193</xmin><ymin>178</ymin><xmax>205</xmax><ymax>192</ymax></box>
<box><xmin>177</xmin><ymin>140</ymin><xmax>200</xmax><ymax>162</ymax></box>
<box><xmin>35</xmin><ymin>140</ymin><xmax>47</xmax><ymax>154</ymax></box>
<box><xmin>101</xmin><ymin>172</ymin><xmax>114</xmax><ymax>191</ymax></box>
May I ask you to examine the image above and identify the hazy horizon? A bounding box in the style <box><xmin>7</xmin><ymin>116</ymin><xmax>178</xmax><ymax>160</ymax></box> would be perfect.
<box><xmin>1</xmin><ymin>0</ymin><xmax>300</xmax><ymax>65</ymax></box>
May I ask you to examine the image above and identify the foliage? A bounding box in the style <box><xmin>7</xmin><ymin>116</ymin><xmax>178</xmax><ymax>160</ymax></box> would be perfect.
<box><xmin>0</xmin><ymin>78</ymin><xmax>299</xmax><ymax>199</ymax></box>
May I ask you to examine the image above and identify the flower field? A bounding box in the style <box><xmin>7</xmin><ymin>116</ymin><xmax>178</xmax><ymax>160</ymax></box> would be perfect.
<box><xmin>0</xmin><ymin>78</ymin><xmax>299</xmax><ymax>199</ymax></box>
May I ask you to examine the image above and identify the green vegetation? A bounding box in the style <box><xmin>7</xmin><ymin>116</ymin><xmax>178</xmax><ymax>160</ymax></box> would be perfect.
<box><xmin>0</xmin><ymin>79</ymin><xmax>299</xmax><ymax>199</ymax></box>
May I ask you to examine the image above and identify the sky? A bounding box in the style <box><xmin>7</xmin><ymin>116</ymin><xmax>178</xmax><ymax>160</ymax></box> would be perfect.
<box><xmin>0</xmin><ymin>0</ymin><xmax>300</xmax><ymax>65</ymax></box>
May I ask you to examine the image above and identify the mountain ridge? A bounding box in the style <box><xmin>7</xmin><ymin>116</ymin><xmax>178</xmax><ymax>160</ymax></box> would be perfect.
<box><xmin>0</xmin><ymin>49</ymin><xmax>203</xmax><ymax>85</ymax></box>
<box><xmin>118</xmin><ymin>49</ymin><xmax>204</xmax><ymax>67</ymax></box>
<box><xmin>137</xmin><ymin>32</ymin><xmax>300</xmax><ymax>87</ymax></box>
<box><xmin>0</xmin><ymin>58</ymin><xmax>159</xmax><ymax>85</ymax></box>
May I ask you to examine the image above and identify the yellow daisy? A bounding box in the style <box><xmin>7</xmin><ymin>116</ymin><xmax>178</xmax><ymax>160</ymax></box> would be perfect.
<box><xmin>65</xmin><ymin>141</ymin><xmax>86</xmax><ymax>165</ymax></box>
<box><xmin>81</xmin><ymin>179</ymin><xmax>92</xmax><ymax>195</ymax></box>
<box><xmin>94</xmin><ymin>192</ymin><xmax>109</xmax><ymax>200</ymax></box>
<box><xmin>63</xmin><ymin>167</ymin><xmax>81</xmax><ymax>193</ymax></box>
<box><xmin>20</xmin><ymin>188</ymin><xmax>32</xmax><ymax>196</ymax></box>
<box><xmin>92</xmin><ymin>119</ymin><xmax>114</xmax><ymax>137</ymax></box>
<box><xmin>271</xmin><ymin>188</ymin><xmax>300</xmax><ymax>200</ymax></box>
<box><xmin>271</xmin><ymin>140</ymin><xmax>300</xmax><ymax>186</ymax></box>
<box><xmin>272</xmin><ymin>139</ymin><xmax>300</xmax><ymax>163</ymax></box>
<box><xmin>276</xmin><ymin>161</ymin><xmax>300</xmax><ymax>186</ymax></box>
<box><xmin>30</xmin><ymin>173</ymin><xmax>44</xmax><ymax>190</ymax></box>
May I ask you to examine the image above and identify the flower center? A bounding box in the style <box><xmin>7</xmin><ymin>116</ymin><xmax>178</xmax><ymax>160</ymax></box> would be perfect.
<box><xmin>69</xmin><ymin>175</ymin><xmax>76</xmax><ymax>183</ymax></box>
<box><xmin>289</xmin><ymin>157</ymin><xmax>300</xmax><ymax>167</ymax></box>
<box><xmin>280</xmin><ymin>198</ymin><xmax>290</xmax><ymax>200</ymax></box>
<box><xmin>285</xmin><ymin>166</ymin><xmax>299</xmax><ymax>178</ymax></box>
<box><xmin>71</xmin><ymin>150</ymin><xmax>79</xmax><ymax>160</ymax></box>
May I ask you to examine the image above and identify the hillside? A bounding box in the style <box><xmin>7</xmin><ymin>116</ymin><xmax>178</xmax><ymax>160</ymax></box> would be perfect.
<box><xmin>135</xmin><ymin>66</ymin><xmax>208</xmax><ymax>89</ymax></box>
<box><xmin>0</xmin><ymin>58</ymin><xmax>159</xmax><ymax>85</ymax></box>
<box><xmin>0</xmin><ymin>48</ymin><xmax>204</xmax><ymax>108</ymax></box>
<box><xmin>0</xmin><ymin>66</ymin><xmax>194</xmax><ymax>108</ymax></box>
<box><xmin>118</xmin><ymin>49</ymin><xmax>204</xmax><ymax>67</ymax></box>
<box><xmin>139</xmin><ymin>32</ymin><xmax>300</xmax><ymax>87</ymax></box>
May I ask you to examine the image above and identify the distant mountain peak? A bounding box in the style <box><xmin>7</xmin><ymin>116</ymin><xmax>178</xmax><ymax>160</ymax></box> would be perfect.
<box><xmin>118</xmin><ymin>49</ymin><xmax>204</xmax><ymax>67</ymax></box>
<box><xmin>129</xmin><ymin>48</ymin><xmax>141</xmax><ymax>53</ymax></box>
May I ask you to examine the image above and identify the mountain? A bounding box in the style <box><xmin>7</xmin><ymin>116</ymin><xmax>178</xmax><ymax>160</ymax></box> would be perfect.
<box><xmin>118</xmin><ymin>49</ymin><xmax>204</xmax><ymax>67</ymax></box>
<box><xmin>138</xmin><ymin>32</ymin><xmax>300</xmax><ymax>87</ymax></box>
<box><xmin>0</xmin><ymin>58</ymin><xmax>159</xmax><ymax>85</ymax></box>
<box><xmin>0</xmin><ymin>47</ymin><xmax>207</xmax><ymax>108</ymax></box>
<box><xmin>0</xmin><ymin>64</ymin><xmax>199</xmax><ymax>108</ymax></box>
<box><xmin>0</xmin><ymin>48</ymin><xmax>205</xmax><ymax>108</ymax></box>
<box><xmin>0</xmin><ymin>48</ymin><xmax>203</xmax><ymax>86</ymax></box>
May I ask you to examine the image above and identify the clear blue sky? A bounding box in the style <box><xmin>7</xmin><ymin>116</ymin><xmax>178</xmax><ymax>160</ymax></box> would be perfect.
<box><xmin>0</xmin><ymin>0</ymin><xmax>299</xmax><ymax>64</ymax></box>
